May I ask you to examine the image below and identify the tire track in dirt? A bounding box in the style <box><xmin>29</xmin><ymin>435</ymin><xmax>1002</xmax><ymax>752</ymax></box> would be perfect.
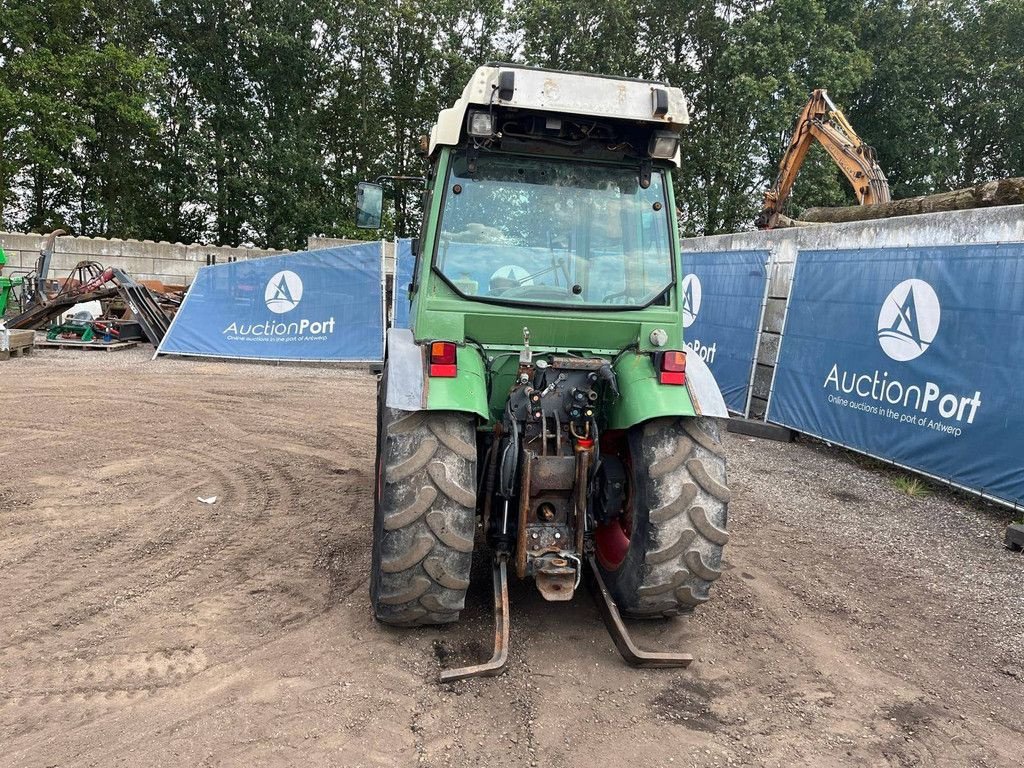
<box><xmin>1</xmin><ymin>410</ymin><xmax>360</xmax><ymax>692</ymax></box>
<box><xmin>2</xmin><ymin>426</ymin><xmax>365</xmax><ymax>750</ymax></box>
<box><xmin>0</xmin><ymin>447</ymin><xmax>249</xmax><ymax>640</ymax></box>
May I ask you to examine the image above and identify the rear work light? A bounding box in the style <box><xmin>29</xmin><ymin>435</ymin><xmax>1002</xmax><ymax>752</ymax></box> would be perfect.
<box><xmin>429</xmin><ymin>341</ymin><xmax>458</xmax><ymax>378</ymax></box>
<box><xmin>648</xmin><ymin>130</ymin><xmax>680</xmax><ymax>160</ymax></box>
<box><xmin>466</xmin><ymin>110</ymin><xmax>495</xmax><ymax>138</ymax></box>
<box><xmin>659</xmin><ymin>350</ymin><xmax>687</xmax><ymax>385</ymax></box>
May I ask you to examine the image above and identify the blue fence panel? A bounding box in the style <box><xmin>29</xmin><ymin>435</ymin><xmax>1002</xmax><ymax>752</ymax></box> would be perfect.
<box><xmin>768</xmin><ymin>244</ymin><xmax>1024</xmax><ymax>507</ymax></box>
<box><xmin>681</xmin><ymin>250</ymin><xmax>768</xmax><ymax>414</ymax></box>
<box><xmin>157</xmin><ymin>244</ymin><xmax>384</xmax><ymax>362</ymax></box>
<box><xmin>394</xmin><ymin>238</ymin><xmax>415</xmax><ymax>329</ymax></box>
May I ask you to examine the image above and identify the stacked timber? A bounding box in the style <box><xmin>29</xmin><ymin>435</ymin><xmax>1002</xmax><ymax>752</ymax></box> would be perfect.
<box><xmin>787</xmin><ymin>177</ymin><xmax>1024</xmax><ymax>226</ymax></box>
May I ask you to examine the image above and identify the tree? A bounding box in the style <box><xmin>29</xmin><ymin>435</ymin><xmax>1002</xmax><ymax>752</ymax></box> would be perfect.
<box><xmin>0</xmin><ymin>0</ymin><xmax>1018</xmax><ymax>243</ymax></box>
<box><xmin>847</xmin><ymin>0</ymin><xmax>966</xmax><ymax>198</ymax></box>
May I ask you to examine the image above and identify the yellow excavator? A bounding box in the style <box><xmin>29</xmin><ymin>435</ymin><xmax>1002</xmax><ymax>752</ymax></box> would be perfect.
<box><xmin>756</xmin><ymin>89</ymin><xmax>890</xmax><ymax>229</ymax></box>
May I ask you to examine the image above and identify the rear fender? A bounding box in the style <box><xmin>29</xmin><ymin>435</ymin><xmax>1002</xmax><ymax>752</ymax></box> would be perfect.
<box><xmin>607</xmin><ymin>350</ymin><xmax>728</xmax><ymax>430</ymax></box>
<box><xmin>383</xmin><ymin>329</ymin><xmax>488</xmax><ymax>420</ymax></box>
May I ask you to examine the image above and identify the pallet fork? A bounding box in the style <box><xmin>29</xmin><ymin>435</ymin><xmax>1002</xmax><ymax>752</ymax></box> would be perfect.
<box><xmin>439</xmin><ymin>555</ymin><xmax>691</xmax><ymax>682</ymax></box>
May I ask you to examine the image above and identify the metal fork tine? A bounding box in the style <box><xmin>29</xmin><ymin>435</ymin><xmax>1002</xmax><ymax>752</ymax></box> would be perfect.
<box><xmin>439</xmin><ymin>556</ymin><xmax>510</xmax><ymax>682</ymax></box>
<box><xmin>586</xmin><ymin>555</ymin><xmax>693</xmax><ymax>669</ymax></box>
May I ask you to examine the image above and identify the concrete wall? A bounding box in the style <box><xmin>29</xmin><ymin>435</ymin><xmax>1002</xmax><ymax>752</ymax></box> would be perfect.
<box><xmin>681</xmin><ymin>204</ymin><xmax>1024</xmax><ymax>418</ymax></box>
<box><xmin>0</xmin><ymin>231</ymin><xmax>289</xmax><ymax>287</ymax></box>
<box><xmin>0</xmin><ymin>230</ymin><xmax>393</xmax><ymax>288</ymax></box>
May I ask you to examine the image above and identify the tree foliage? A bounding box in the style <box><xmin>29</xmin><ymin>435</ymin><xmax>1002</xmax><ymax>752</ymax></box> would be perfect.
<box><xmin>0</xmin><ymin>0</ymin><xmax>1019</xmax><ymax>244</ymax></box>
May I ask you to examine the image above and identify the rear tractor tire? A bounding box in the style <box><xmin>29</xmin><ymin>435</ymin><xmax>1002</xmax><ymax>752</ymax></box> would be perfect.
<box><xmin>597</xmin><ymin>416</ymin><xmax>730</xmax><ymax>618</ymax></box>
<box><xmin>371</xmin><ymin>408</ymin><xmax>478</xmax><ymax>626</ymax></box>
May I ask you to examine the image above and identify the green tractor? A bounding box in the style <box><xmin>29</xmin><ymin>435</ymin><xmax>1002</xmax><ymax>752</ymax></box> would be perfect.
<box><xmin>0</xmin><ymin>247</ymin><xmax>23</xmax><ymax>317</ymax></box>
<box><xmin>359</xmin><ymin>65</ymin><xmax>731</xmax><ymax>681</ymax></box>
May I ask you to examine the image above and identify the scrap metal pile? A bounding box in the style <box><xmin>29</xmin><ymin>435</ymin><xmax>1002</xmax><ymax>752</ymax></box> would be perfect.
<box><xmin>1</xmin><ymin>231</ymin><xmax>179</xmax><ymax>347</ymax></box>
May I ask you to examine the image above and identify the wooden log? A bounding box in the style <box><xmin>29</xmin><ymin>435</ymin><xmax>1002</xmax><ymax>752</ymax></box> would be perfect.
<box><xmin>800</xmin><ymin>177</ymin><xmax>1024</xmax><ymax>224</ymax></box>
<box><xmin>771</xmin><ymin>213</ymin><xmax>812</xmax><ymax>228</ymax></box>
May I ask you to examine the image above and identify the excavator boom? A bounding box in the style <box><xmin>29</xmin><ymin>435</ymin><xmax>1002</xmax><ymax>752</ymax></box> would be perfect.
<box><xmin>757</xmin><ymin>89</ymin><xmax>889</xmax><ymax>229</ymax></box>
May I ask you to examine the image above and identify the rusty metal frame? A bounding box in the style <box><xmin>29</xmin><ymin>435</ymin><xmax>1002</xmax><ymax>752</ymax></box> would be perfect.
<box><xmin>515</xmin><ymin>454</ymin><xmax>532</xmax><ymax>578</ymax></box>
<box><xmin>439</xmin><ymin>556</ymin><xmax>510</xmax><ymax>683</ymax></box>
<box><xmin>573</xmin><ymin>445</ymin><xmax>590</xmax><ymax>555</ymax></box>
<box><xmin>586</xmin><ymin>556</ymin><xmax>693</xmax><ymax>669</ymax></box>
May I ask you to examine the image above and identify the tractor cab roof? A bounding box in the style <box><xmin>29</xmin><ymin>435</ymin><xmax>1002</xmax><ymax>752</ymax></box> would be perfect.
<box><xmin>428</xmin><ymin>64</ymin><xmax>690</xmax><ymax>167</ymax></box>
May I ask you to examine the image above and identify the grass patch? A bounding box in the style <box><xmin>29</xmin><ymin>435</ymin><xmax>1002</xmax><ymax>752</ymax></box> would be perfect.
<box><xmin>893</xmin><ymin>475</ymin><xmax>932</xmax><ymax>499</ymax></box>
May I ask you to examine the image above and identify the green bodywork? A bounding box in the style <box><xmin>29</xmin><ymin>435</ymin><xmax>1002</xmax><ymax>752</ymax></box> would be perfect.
<box><xmin>0</xmin><ymin>278</ymin><xmax>16</xmax><ymax>317</ymax></box>
<box><xmin>404</xmin><ymin>147</ymin><xmax>696</xmax><ymax>431</ymax></box>
<box><xmin>0</xmin><ymin>248</ymin><xmax>14</xmax><ymax>316</ymax></box>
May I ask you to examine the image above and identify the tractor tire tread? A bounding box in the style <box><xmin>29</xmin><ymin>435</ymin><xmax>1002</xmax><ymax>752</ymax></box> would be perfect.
<box><xmin>371</xmin><ymin>409</ymin><xmax>477</xmax><ymax>627</ymax></box>
<box><xmin>649</xmin><ymin>483</ymin><xmax>698</xmax><ymax>524</ymax></box>
<box><xmin>646</xmin><ymin>529</ymin><xmax>697</xmax><ymax>565</ymax></box>
<box><xmin>429</xmin><ymin>422</ymin><xmax>478</xmax><ymax>460</ymax></box>
<box><xmin>690</xmin><ymin>505</ymin><xmax>730</xmax><ymax>546</ymax></box>
<box><xmin>426</xmin><ymin>509</ymin><xmax>475</xmax><ymax>553</ymax></box>
<box><xmin>422</xmin><ymin>557</ymin><xmax>471</xmax><ymax>590</ymax></box>
<box><xmin>681</xmin><ymin>418</ymin><xmax>727</xmax><ymax>458</ymax></box>
<box><xmin>383</xmin><ymin>485</ymin><xmax>437</xmax><ymax>531</ymax></box>
<box><xmin>683</xmin><ymin>549</ymin><xmax>722</xmax><ymax>582</ymax></box>
<box><xmin>648</xmin><ymin>433</ymin><xmax>695</xmax><ymax>479</ymax></box>
<box><xmin>427</xmin><ymin>461</ymin><xmax>476</xmax><ymax>508</ymax></box>
<box><xmin>611</xmin><ymin>416</ymin><xmax>730</xmax><ymax>619</ymax></box>
<box><xmin>685</xmin><ymin>457</ymin><xmax>732</xmax><ymax>503</ymax></box>
<box><xmin>386</xmin><ymin>437</ymin><xmax>438</xmax><ymax>483</ymax></box>
<box><xmin>380</xmin><ymin>533</ymin><xmax>434</xmax><ymax>573</ymax></box>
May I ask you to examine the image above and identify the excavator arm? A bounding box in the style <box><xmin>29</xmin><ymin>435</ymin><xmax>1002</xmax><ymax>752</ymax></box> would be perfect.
<box><xmin>756</xmin><ymin>89</ymin><xmax>889</xmax><ymax>229</ymax></box>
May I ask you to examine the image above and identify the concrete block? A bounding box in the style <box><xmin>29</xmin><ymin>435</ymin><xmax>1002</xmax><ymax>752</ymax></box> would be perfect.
<box><xmin>680</xmin><ymin>204</ymin><xmax>1024</xmax><ymax>260</ymax></box>
<box><xmin>1006</xmin><ymin>523</ymin><xmax>1024</xmax><ymax>552</ymax></box>
<box><xmin>59</xmin><ymin>235</ymin><xmax>124</xmax><ymax>258</ymax></box>
<box><xmin>214</xmin><ymin>246</ymin><xmax>248</xmax><ymax>262</ymax></box>
<box><xmin>308</xmin><ymin>236</ymin><xmax>362</xmax><ymax>250</ymax></box>
<box><xmin>185</xmin><ymin>244</ymin><xmax>215</xmax><ymax>264</ymax></box>
<box><xmin>146</xmin><ymin>272</ymin><xmax>190</xmax><ymax>286</ymax></box>
<box><xmin>773</xmin><ymin>240</ymin><xmax>798</xmax><ymax>263</ymax></box>
<box><xmin>48</xmin><ymin>254</ymin><xmax>93</xmax><ymax>275</ymax></box>
<box><xmin>749</xmin><ymin>396</ymin><xmax>768</xmax><ymax>419</ymax></box>
<box><xmin>110</xmin><ymin>256</ymin><xmax>156</xmax><ymax>276</ymax></box>
<box><xmin>727</xmin><ymin>416</ymin><xmax>793</xmax><ymax>441</ymax></box>
<box><xmin>762</xmin><ymin>298</ymin><xmax>787</xmax><ymax>333</ymax></box>
<box><xmin>752</xmin><ymin>363</ymin><xmax>774</xmax><ymax>401</ymax></box>
<box><xmin>757</xmin><ymin>332</ymin><xmax>780</xmax><ymax>366</ymax></box>
<box><xmin>244</xmin><ymin>247</ymin><xmax>289</xmax><ymax>261</ymax></box>
<box><xmin>152</xmin><ymin>256</ymin><xmax>199</xmax><ymax>276</ymax></box>
<box><xmin>183</xmin><ymin>244</ymin><xmax>274</xmax><ymax>265</ymax></box>
<box><xmin>10</xmin><ymin>250</ymin><xmax>37</xmax><ymax>270</ymax></box>
<box><xmin>0</xmin><ymin>232</ymin><xmax>43</xmax><ymax>254</ymax></box>
<box><xmin>128</xmin><ymin>240</ymin><xmax>187</xmax><ymax>261</ymax></box>
<box><xmin>768</xmin><ymin>260</ymin><xmax>795</xmax><ymax>299</ymax></box>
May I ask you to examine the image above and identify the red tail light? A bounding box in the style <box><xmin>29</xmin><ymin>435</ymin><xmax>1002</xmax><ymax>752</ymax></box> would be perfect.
<box><xmin>429</xmin><ymin>341</ymin><xmax>457</xmax><ymax>377</ymax></box>
<box><xmin>659</xmin><ymin>350</ymin><xmax>687</xmax><ymax>385</ymax></box>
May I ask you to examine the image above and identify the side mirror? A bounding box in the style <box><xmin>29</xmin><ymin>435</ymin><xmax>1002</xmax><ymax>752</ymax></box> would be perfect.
<box><xmin>356</xmin><ymin>182</ymin><xmax>384</xmax><ymax>229</ymax></box>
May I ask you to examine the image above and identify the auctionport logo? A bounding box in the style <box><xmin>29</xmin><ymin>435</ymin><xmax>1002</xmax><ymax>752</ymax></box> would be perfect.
<box><xmin>223</xmin><ymin>267</ymin><xmax>335</xmax><ymax>341</ymax></box>
<box><xmin>877</xmin><ymin>279</ymin><xmax>940</xmax><ymax>361</ymax></box>
<box><xmin>823</xmin><ymin>276</ymin><xmax>981</xmax><ymax>433</ymax></box>
<box><xmin>265</xmin><ymin>270</ymin><xmax>303</xmax><ymax>314</ymax></box>
<box><xmin>682</xmin><ymin>273</ymin><xmax>701</xmax><ymax>328</ymax></box>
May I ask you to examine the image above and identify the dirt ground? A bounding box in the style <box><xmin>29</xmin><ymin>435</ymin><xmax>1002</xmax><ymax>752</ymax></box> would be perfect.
<box><xmin>2</xmin><ymin>348</ymin><xmax>1022</xmax><ymax>768</ymax></box>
